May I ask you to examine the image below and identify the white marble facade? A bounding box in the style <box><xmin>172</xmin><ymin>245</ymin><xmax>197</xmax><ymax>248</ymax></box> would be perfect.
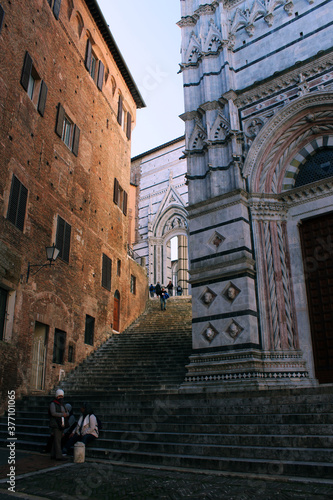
<box><xmin>179</xmin><ymin>0</ymin><xmax>333</xmax><ymax>391</ymax></box>
<box><xmin>131</xmin><ymin>137</ymin><xmax>190</xmax><ymax>294</ymax></box>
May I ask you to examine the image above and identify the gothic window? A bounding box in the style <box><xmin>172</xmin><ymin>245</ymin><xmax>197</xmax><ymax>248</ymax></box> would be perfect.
<box><xmin>20</xmin><ymin>52</ymin><xmax>48</xmax><ymax>116</ymax></box>
<box><xmin>102</xmin><ymin>253</ymin><xmax>112</xmax><ymax>291</ymax></box>
<box><xmin>7</xmin><ymin>175</ymin><xmax>28</xmax><ymax>232</ymax></box>
<box><xmin>295</xmin><ymin>148</ymin><xmax>333</xmax><ymax>188</ymax></box>
<box><xmin>55</xmin><ymin>215</ymin><xmax>71</xmax><ymax>263</ymax></box>
<box><xmin>55</xmin><ymin>103</ymin><xmax>80</xmax><ymax>155</ymax></box>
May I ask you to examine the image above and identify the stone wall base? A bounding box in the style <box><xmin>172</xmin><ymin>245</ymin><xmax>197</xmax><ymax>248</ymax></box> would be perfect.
<box><xmin>180</xmin><ymin>349</ymin><xmax>317</xmax><ymax>393</ymax></box>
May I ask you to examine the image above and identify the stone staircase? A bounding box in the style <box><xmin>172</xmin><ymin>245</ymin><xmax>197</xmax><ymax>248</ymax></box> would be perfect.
<box><xmin>1</xmin><ymin>296</ymin><xmax>333</xmax><ymax>481</ymax></box>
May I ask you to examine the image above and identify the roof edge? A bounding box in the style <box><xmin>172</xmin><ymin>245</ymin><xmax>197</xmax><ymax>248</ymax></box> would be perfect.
<box><xmin>84</xmin><ymin>0</ymin><xmax>146</xmax><ymax>109</ymax></box>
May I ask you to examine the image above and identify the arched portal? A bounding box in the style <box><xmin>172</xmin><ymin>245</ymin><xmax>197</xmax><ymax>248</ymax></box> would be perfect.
<box><xmin>243</xmin><ymin>92</ymin><xmax>333</xmax><ymax>384</ymax></box>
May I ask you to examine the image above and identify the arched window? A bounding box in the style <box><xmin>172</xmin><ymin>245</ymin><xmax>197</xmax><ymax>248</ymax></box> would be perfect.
<box><xmin>295</xmin><ymin>148</ymin><xmax>333</xmax><ymax>188</ymax></box>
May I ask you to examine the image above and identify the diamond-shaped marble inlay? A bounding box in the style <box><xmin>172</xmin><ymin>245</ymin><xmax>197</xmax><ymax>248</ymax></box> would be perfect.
<box><xmin>209</xmin><ymin>231</ymin><xmax>225</xmax><ymax>250</ymax></box>
<box><xmin>225</xmin><ymin>320</ymin><xmax>244</xmax><ymax>341</ymax></box>
<box><xmin>222</xmin><ymin>282</ymin><xmax>240</xmax><ymax>303</ymax></box>
<box><xmin>202</xmin><ymin>323</ymin><xmax>219</xmax><ymax>343</ymax></box>
<box><xmin>200</xmin><ymin>288</ymin><xmax>217</xmax><ymax>308</ymax></box>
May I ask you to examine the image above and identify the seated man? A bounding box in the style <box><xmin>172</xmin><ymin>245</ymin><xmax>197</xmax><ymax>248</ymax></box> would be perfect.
<box><xmin>62</xmin><ymin>403</ymin><xmax>98</xmax><ymax>455</ymax></box>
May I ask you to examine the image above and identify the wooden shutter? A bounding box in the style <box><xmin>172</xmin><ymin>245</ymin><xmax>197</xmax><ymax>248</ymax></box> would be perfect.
<box><xmin>37</xmin><ymin>80</ymin><xmax>48</xmax><ymax>116</ymax></box>
<box><xmin>72</xmin><ymin>124</ymin><xmax>80</xmax><ymax>156</ymax></box>
<box><xmin>97</xmin><ymin>61</ymin><xmax>104</xmax><ymax>91</ymax></box>
<box><xmin>55</xmin><ymin>103</ymin><xmax>65</xmax><ymax>137</ymax></box>
<box><xmin>85</xmin><ymin>39</ymin><xmax>92</xmax><ymax>71</ymax></box>
<box><xmin>56</xmin><ymin>215</ymin><xmax>71</xmax><ymax>262</ymax></box>
<box><xmin>7</xmin><ymin>175</ymin><xmax>28</xmax><ymax>232</ymax></box>
<box><xmin>0</xmin><ymin>5</ymin><xmax>5</xmax><ymax>34</ymax></box>
<box><xmin>113</xmin><ymin>178</ymin><xmax>119</xmax><ymax>205</ymax></box>
<box><xmin>53</xmin><ymin>0</ymin><xmax>61</xmax><ymax>20</ymax></box>
<box><xmin>20</xmin><ymin>52</ymin><xmax>32</xmax><ymax>92</ymax></box>
<box><xmin>123</xmin><ymin>190</ymin><xmax>128</xmax><ymax>216</ymax></box>
<box><xmin>117</xmin><ymin>96</ymin><xmax>123</xmax><ymax>125</ymax></box>
<box><xmin>102</xmin><ymin>254</ymin><xmax>112</xmax><ymax>291</ymax></box>
<box><xmin>85</xmin><ymin>315</ymin><xmax>95</xmax><ymax>345</ymax></box>
<box><xmin>126</xmin><ymin>112</ymin><xmax>132</xmax><ymax>140</ymax></box>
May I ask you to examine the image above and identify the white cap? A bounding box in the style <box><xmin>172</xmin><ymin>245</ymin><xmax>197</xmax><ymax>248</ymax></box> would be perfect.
<box><xmin>55</xmin><ymin>389</ymin><xmax>64</xmax><ymax>398</ymax></box>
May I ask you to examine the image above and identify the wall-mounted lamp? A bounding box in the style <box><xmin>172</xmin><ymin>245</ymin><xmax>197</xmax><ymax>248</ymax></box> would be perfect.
<box><xmin>26</xmin><ymin>244</ymin><xmax>60</xmax><ymax>283</ymax></box>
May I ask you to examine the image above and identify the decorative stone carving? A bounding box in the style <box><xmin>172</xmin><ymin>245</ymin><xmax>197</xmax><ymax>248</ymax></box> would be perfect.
<box><xmin>225</xmin><ymin>320</ymin><xmax>244</xmax><ymax>340</ymax></box>
<box><xmin>209</xmin><ymin>231</ymin><xmax>225</xmax><ymax>250</ymax></box>
<box><xmin>202</xmin><ymin>323</ymin><xmax>219</xmax><ymax>343</ymax></box>
<box><xmin>200</xmin><ymin>288</ymin><xmax>217</xmax><ymax>308</ymax></box>
<box><xmin>222</xmin><ymin>283</ymin><xmax>240</xmax><ymax>303</ymax></box>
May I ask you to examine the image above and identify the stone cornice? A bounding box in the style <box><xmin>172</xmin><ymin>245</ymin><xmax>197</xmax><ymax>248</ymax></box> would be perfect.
<box><xmin>278</xmin><ymin>178</ymin><xmax>333</xmax><ymax>207</ymax></box>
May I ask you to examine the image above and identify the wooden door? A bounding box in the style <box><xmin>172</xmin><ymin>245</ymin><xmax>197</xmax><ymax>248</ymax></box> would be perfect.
<box><xmin>113</xmin><ymin>291</ymin><xmax>120</xmax><ymax>332</ymax></box>
<box><xmin>300</xmin><ymin>212</ymin><xmax>333</xmax><ymax>383</ymax></box>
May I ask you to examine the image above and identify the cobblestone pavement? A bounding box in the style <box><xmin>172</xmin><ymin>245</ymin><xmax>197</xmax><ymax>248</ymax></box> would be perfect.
<box><xmin>0</xmin><ymin>453</ymin><xmax>333</xmax><ymax>500</ymax></box>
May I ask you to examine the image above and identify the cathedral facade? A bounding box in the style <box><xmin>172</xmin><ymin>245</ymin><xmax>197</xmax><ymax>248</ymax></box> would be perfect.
<box><xmin>179</xmin><ymin>0</ymin><xmax>333</xmax><ymax>390</ymax></box>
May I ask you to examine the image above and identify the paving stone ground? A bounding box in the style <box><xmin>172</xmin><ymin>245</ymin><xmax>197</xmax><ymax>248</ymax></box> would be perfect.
<box><xmin>0</xmin><ymin>450</ymin><xmax>333</xmax><ymax>500</ymax></box>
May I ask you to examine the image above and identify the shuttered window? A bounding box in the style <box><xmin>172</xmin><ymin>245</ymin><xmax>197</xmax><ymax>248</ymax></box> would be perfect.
<box><xmin>7</xmin><ymin>175</ymin><xmax>28</xmax><ymax>232</ymax></box>
<box><xmin>97</xmin><ymin>61</ymin><xmax>105</xmax><ymax>91</ymax></box>
<box><xmin>20</xmin><ymin>52</ymin><xmax>48</xmax><ymax>116</ymax></box>
<box><xmin>55</xmin><ymin>103</ymin><xmax>80</xmax><ymax>155</ymax></box>
<box><xmin>0</xmin><ymin>4</ymin><xmax>5</xmax><ymax>34</ymax></box>
<box><xmin>84</xmin><ymin>315</ymin><xmax>95</xmax><ymax>345</ymax></box>
<box><xmin>53</xmin><ymin>0</ymin><xmax>61</xmax><ymax>20</ymax></box>
<box><xmin>53</xmin><ymin>329</ymin><xmax>66</xmax><ymax>364</ymax></box>
<box><xmin>85</xmin><ymin>39</ymin><xmax>104</xmax><ymax>91</ymax></box>
<box><xmin>123</xmin><ymin>190</ymin><xmax>128</xmax><ymax>216</ymax></box>
<box><xmin>102</xmin><ymin>253</ymin><xmax>112</xmax><ymax>291</ymax></box>
<box><xmin>126</xmin><ymin>112</ymin><xmax>132</xmax><ymax>140</ymax></box>
<box><xmin>113</xmin><ymin>178</ymin><xmax>128</xmax><ymax>215</ymax></box>
<box><xmin>117</xmin><ymin>96</ymin><xmax>123</xmax><ymax>125</ymax></box>
<box><xmin>55</xmin><ymin>215</ymin><xmax>71</xmax><ymax>263</ymax></box>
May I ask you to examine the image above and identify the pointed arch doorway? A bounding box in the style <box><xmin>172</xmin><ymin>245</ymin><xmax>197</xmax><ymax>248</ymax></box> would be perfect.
<box><xmin>113</xmin><ymin>290</ymin><xmax>120</xmax><ymax>332</ymax></box>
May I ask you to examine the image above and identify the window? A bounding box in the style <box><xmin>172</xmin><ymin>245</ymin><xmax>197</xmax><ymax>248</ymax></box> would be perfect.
<box><xmin>113</xmin><ymin>178</ymin><xmax>128</xmax><ymax>215</ymax></box>
<box><xmin>117</xmin><ymin>259</ymin><xmax>121</xmax><ymax>277</ymax></box>
<box><xmin>117</xmin><ymin>95</ymin><xmax>131</xmax><ymax>139</ymax></box>
<box><xmin>7</xmin><ymin>175</ymin><xmax>28</xmax><ymax>231</ymax></box>
<box><xmin>55</xmin><ymin>104</ymin><xmax>80</xmax><ymax>156</ymax></box>
<box><xmin>55</xmin><ymin>215</ymin><xmax>71</xmax><ymax>263</ymax></box>
<box><xmin>68</xmin><ymin>343</ymin><xmax>75</xmax><ymax>363</ymax></box>
<box><xmin>47</xmin><ymin>0</ymin><xmax>62</xmax><ymax>20</ymax></box>
<box><xmin>0</xmin><ymin>4</ymin><xmax>4</xmax><ymax>34</ymax></box>
<box><xmin>53</xmin><ymin>329</ymin><xmax>66</xmax><ymax>364</ymax></box>
<box><xmin>102</xmin><ymin>253</ymin><xmax>112</xmax><ymax>291</ymax></box>
<box><xmin>20</xmin><ymin>52</ymin><xmax>48</xmax><ymax>116</ymax></box>
<box><xmin>130</xmin><ymin>275</ymin><xmax>136</xmax><ymax>295</ymax></box>
<box><xmin>84</xmin><ymin>315</ymin><xmax>95</xmax><ymax>346</ymax></box>
<box><xmin>85</xmin><ymin>39</ymin><xmax>105</xmax><ymax>90</ymax></box>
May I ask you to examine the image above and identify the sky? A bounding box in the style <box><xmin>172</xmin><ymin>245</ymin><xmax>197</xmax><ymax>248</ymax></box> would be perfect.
<box><xmin>97</xmin><ymin>1</ymin><xmax>185</xmax><ymax>158</ymax></box>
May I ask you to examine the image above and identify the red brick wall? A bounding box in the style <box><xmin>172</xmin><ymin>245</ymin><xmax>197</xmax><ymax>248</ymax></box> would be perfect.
<box><xmin>0</xmin><ymin>0</ymin><xmax>147</xmax><ymax>409</ymax></box>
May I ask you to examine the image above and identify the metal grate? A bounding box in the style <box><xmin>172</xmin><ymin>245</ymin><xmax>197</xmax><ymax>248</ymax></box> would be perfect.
<box><xmin>295</xmin><ymin>148</ymin><xmax>333</xmax><ymax>188</ymax></box>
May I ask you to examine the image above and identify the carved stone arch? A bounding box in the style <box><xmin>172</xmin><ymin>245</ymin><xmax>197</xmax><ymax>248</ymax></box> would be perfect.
<box><xmin>185</xmin><ymin>32</ymin><xmax>202</xmax><ymax>64</ymax></box>
<box><xmin>203</xmin><ymin>20</ymin><xmax>222</xmax><ymax>52</ymax></box>
<box><xmin>242</xmin><ymin>92</ymin><xmax>333</xmax><ymax>194</ymax></box>
<box><xmin>188</xmin><ymin>120</ymin><xmax>207</xmax><ymax>150</ymax></box>
<box><xmin>209</xmin><ymin>113</ymin><xmax>231</xmax><ymax>142</ymax></box>
<box><xmin>250</xmin><ymin>0</ymin><xmax>266</xmax><ymax>22</ymax></box>
<box><xmin>230</xmin><ymin>8</ymin><xmax>248</xmax><ymax>34</ymax></box>
<box><xmin>153</xmin><ymin>205</ymin><xmax>188</xmax><ymax>239</ymax></box>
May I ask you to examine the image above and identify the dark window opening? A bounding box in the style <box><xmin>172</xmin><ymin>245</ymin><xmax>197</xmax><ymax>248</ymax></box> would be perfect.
<box><xmin>102</xmin><ymin>253</ymin><xmax>112</xmax><ymax>291</ymax></box>
<box><xmin>55</xmin><ymin>215</ymin><xmax>71</xmax><ymax>263</ymax></box>
<box><xmin>84</xmin><ymin>315</ymin><xmax>95</xmax><ymax>346</ymax></box>
<box><xmin>53</xmin><ymin>329</ymin><xmax>66</xmax><ymax>364</ymax></box>
<box><xmin>7</xmin><ymin>175</ymin><xmax>28</xmax><ymax>232</ymax></box>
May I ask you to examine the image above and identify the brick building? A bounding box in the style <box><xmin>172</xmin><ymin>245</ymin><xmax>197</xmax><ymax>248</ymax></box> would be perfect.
<box><xmin>0</xmin><ymin>0</ymin><xmax>148</xmax><ymax>408</ymax></box>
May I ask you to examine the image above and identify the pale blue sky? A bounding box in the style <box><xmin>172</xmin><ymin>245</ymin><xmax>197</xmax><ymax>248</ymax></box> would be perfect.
<box><xmin>98</xmin><ymin>1</ymin><xmax>185</xmax><ymax>157</ymax></box>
